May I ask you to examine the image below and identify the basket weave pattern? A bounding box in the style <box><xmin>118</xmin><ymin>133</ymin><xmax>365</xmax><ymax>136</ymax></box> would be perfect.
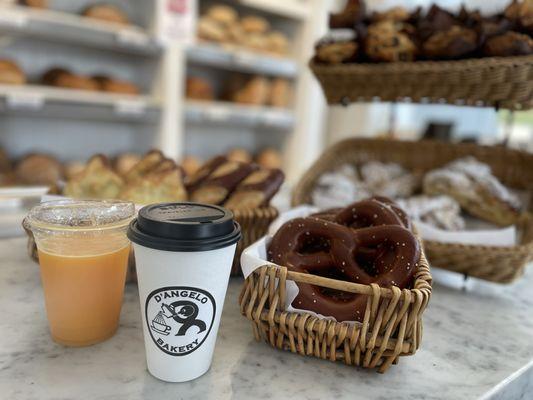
<box><xmin>24</xmin><ymin>206</ymin><xmax>279</xmax><ymax>278</ymax></box>
<box><xmin>310</xmin><ymin>56</ymin><xmax>533</xmax><ymax>110</ymax></box>
<box><xmin>239</xmin><ymin>250</ymin><xmax>432</xmax><ymax>373</ymax></box>
<box><xmin>292</xmin><ymin>138</ymin><xmax>533</xmax><ymax>284</ymax></box>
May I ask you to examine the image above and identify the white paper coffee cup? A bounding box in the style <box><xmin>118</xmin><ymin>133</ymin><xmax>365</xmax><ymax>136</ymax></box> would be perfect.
<box><xmin>128</xmin><ymin>203</ymin><xmax>241</xmax><ymax>382</ymax></box>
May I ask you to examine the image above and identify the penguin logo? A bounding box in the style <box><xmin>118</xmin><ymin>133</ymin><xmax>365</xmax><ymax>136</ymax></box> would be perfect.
<box><xmin>162</xmin><ymin>301</ymin><xmax>207</xmax><ymax>336</ymax></box>
<box><xmin>145</xmin><ymin>287</ymin><xmax>216</xmax><ymax>356</ymax></box>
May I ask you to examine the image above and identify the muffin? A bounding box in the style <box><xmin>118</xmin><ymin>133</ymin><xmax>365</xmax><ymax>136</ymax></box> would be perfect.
<box><xmin>15</xmin><ymin>154</ymin><xmax>63</xmax><ymax>186</ymax></box>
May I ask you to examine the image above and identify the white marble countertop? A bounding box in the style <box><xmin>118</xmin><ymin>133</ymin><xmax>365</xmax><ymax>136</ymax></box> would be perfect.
<box><xmin>1</xmin><ymin>237</ymin><xmax>533</xmax><ymax>400</ymax></box>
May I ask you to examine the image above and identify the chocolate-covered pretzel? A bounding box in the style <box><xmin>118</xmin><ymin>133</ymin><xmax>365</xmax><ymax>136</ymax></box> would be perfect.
<box><xmin>190</xmin><ymin>161</ymin><xmax>258</xmax><ymax>205</ymax></box>
<box><xmin>309</xmin><ymin>208</ymin><xmax>343</xmax><ymax>222</ymax></box>
<box><xmin>224</xmin><ymin>168</ymin><xmax>284</xmax><ymax>210</ymax></box>
<box><xmin>185</xmin><ymin>155</ymin><xmax>227</xmax><ymax>191</ymax></box>
<box><xmin>370</xmin><ymin>196</ymin><xmax>411</xmax><ymax>229</ymax></box>
<box><xmin>334</xmin><ymin>198</ymin><xmax>405</xmax><ymax>229</ymax></box>
<box><xmin>268</xmin><ymin>217</ymin><xmax>419</xmax><ymax>322</ymax></box>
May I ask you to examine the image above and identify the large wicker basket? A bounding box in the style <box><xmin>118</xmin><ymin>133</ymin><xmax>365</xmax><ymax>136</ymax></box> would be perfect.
<box><xmin>24</xmin><ymin>206</ymin><xmax>278</xmax><ymax>278</ymax></box>
<box><xmin>310</xmin><ymin>55</ymin><xmax>533</xmax><ymax>110</ymax></box>
<box><xmin>292</xmin><ymin>138</ymin><xmax>533</xmax><ymax>284</ymax></box>
<box><xmin>239</xmin><ymin>248</ymin><xmax>432</xmax><ymax>373</ymax></box>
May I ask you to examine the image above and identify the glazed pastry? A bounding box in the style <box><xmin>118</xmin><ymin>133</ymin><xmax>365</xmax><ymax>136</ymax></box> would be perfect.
<box><xmin>15</xmin><ymin>154</ymin><xmax>63</xmax><ymax>186</ymax></box>
<box><xmin>483</xmin><ymin>31</ymin><xmax>533</xmax><ymax>56</ymax></box>
<box><xmin>181</xmin><ymin>155</ymin><xmax>202</xmax><ymax>177</ymax></box>
<box><xmin>365</xmin><ymin>21</ymin><xmax>417</xmax><ymax>62</ymax></box>
<box><xmin>18</xmin><ymin>0</ymin><xmax>47</xmax><ymax>8</ymax></box>
<box><xmin>186</xmin><ymin>77</ymin><xmax>214</xmax><ymax>101</ymax></box>
<box><xmin>228</xmin><ymin>24</ymin><xmax>246</xmax><ymax>44</ymax></box>
<box><xmin>360</xmin><ymin>161</ymin><xmax>420</xmax><ymax>198</ymax></box>
<box><xmin>93</xmin><ymin>76</ymin><xmax>139</xmax><ymax>95</ymax></box>
<box><xmin>119</xmin><ymin>166</ymin><xmax>187</xmax><ymax>204</ymax></box>
<box><xmin>124</xmin><ymin>150</ymin><xmax>165</xmax><ymax>182</ymax></box>
<box><xmin>244</xmin><ymin>34</ymin><xmax>270</xmax><ymax>52</ymax></box>
<box><xmin>82</xmin><ymin>4</ymin><xmax>130</xmax><ymax>25</ymax></box>
<box><xmin>266</xmin><ymin>32</ymin><xmax>289</xmax><ymax>55</ymax></box>
<box><xmin>197</xmin><ymin>16</ymin><xmax>228</xmax><ymax>42</ymax></box>
<box><xmin>329</xmin><ymin>0</ymin><xmax>365</xmax><ymax>29</ymax></box>
<box><xmin>190</xmin><ymin>161</ymin><xmax>258</xmax><ymax>205</ymax></box>
<box><xmin>230</xmin><ymin>76</ymin><xmax>270</xmax><ymax>105</ymax></box>
<box><xmin>372</xmin><ymin>6</ymin><xmax>410</xmax><ymax>23</ymax></box>
<box><xmin>64</xmin><ymin>155</ymin><xmax>123</xmax><ymax>199</ymax></box>
<box><xmin>114</xmin><ymin>153</ymin><xmax>141</xmax><ymax>177</ymax></box>
<box><xmin>422</xmin><ymin>26</ymin><xmax>478</xmax><ymax>60</ymax></box>
<box><xmin>42</xmin><ymin>68</ymin><xmax>99</xmax><ymax>91</ymax></box>
<box><xmin>397</xmin><ymin>195</ymin><xmax>465</xmax><ymax>231</ymax></box>
<box><xmin>315</xmin><ymin>29</ymin><xmax>358</xmax><ymax>64</ymax></box>
<box><xmin>64</xmin><ymin>161</ymin><xmax>86</xmax><ymax>181</ymax></box>
<box><xmin>424</xmin><ymin>157</ymin><xmax>521</xmax><ymax>226</ymax></box>
<box><xmin>311</xmin><ymin>164</ymin><xmax>370</xmax><ymax>209</ymax></box>
<box><xmin>206</xmin><ymin>5</ymin><xmax>238</xmax><ymax>26</ymax></box>
<box><xmin>256</xmin><ymin>148</ymin><xmax>283</xmax><ymax>170</ymax></box>
<box><xmin>227</xmin><ymin>148</ymin><xmax>252</xmax><ymax>164</ymax></box>
<box><xmin>268</xmin><ymin>200</ymin><xmax>419</xmax><ymax>322</ymax></box>
<box><xmin>240</xmin><ymin>16</ymin><xmax>270</xmax><ymax>34</ymax></box>
<box><xmin>185</xmin><ymin>155</ymin><xmax>227</xmax><ymax>191</ymax></box>
<box><xmin>268</xmin><ymin>78</ymin><xmax>291</xmax><ymax>108</ymax></box>
<box><xmin>224</xmin><ymin>168</ymin><xmax>284</xmax><ymax>210</ymax></box>
<box><xmin>0</xmin><ymin>59</ymin><xmax>26</xmax><ymax>85</ymax></box>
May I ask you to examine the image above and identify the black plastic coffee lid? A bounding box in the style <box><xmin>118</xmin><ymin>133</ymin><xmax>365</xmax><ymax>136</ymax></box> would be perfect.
<box><xmin>127</xmin><ymin>202</ymin><xmax>241</xmax><ymax>252</ymax></box>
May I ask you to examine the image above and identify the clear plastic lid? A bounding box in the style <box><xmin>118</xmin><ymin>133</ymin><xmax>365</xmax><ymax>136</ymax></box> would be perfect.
<box><xmin>26</xmin><ymin>200</ymin><xmax>135</xmax><ymax>233</ymax></box>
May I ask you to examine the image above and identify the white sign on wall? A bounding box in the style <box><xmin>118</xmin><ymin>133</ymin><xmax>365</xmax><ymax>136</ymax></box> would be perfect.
<box><xmin>155</xmin><ymin>0</ymin><xmax>197</xmax><ymax>45</ymax></box>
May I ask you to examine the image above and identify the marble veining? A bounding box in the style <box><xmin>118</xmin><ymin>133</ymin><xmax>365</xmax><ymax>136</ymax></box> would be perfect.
<box><xmin>1</xmin><ymin>238</ymin><xmax>532</xmax><ymax>400</ymax></box>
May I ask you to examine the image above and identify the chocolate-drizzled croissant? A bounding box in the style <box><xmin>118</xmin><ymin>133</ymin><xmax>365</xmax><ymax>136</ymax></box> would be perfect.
<box><xmin>190</xmin><ymin>161</ymin><xmax>258</xmax><ymax>205</ymax></box>
<box><xmin>224</xmin><ymin>168</ymin><xmax>284</xmax><ymax>210</ymax></box>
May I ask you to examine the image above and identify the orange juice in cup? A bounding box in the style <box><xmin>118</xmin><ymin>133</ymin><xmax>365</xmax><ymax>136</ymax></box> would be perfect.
<box><xmin>26</xmin><ymin>200</ymin><xmax>135</xmax><ymax>346</ymax></box>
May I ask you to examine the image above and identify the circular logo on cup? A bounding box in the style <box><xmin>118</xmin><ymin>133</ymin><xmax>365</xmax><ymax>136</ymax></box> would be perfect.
<box><xmin>145</xmin><ymin>286</ymin><xmax>216</xmax><ymax>356</ymax></box>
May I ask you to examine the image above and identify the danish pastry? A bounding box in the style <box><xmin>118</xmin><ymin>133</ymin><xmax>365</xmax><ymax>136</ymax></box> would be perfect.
<box><xmin>424</xmin><ymin>157</ymin><xmax>521</xmax><ymax>226</ymax></box>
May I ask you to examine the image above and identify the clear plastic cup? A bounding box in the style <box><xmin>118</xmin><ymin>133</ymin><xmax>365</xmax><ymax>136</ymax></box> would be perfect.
<box><xmin>25</xmin><ymin>200</ymin><xmax>135</xmax><ymax>347</ymax></box>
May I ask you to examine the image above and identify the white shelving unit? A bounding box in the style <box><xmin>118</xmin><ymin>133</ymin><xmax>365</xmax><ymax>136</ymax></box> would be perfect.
<box><xmin>187</xmin><ymin>43</ymin><xmax>298</xmax><ymax>78</ymax></box>
<box><xmin>0</xmin><ymin>5</ymin><xmax>161</xmax><ymax>55</ymax></box>
<box><xmin>0</xmin><ymin>0</ymin><xmax>327</xmax><ymax>182</ymax></box>
<box><xmin>0</xmin><ymin>84</ymin><xmax>160</xmax><ymax>122</ymax></box>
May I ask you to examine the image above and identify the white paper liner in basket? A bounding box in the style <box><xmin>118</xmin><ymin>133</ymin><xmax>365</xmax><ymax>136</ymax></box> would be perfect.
<box><xmin>240</xmin><ymin>204</ymin><xmax>517</xmax><ymax>325</ymax></box>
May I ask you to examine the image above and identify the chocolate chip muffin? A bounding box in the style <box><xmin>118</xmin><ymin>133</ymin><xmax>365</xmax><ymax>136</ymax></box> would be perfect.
<box><xmin>483</xmin><ymin>31</ymin><xmax>533</xmax><ymax>56</ymax></box>
<box><xmin>316</xmin><ymin>30</ymin><xmax>359</xmax><ymax>64</ymax></box>
<box><xmin>365</xmin><ymin>21</ymin><xmax>417</xmax><ymax>62</ymax></box>
<box><xmin>423</xmin><ymin>26</ymin><xmax>478</xmax><ymax>59</ymax></box>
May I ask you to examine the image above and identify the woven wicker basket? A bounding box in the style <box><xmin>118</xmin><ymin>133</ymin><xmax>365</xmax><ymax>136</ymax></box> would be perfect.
<box><xmin>292</xmin><ymin>138</ymin><xmax>533</xmax><ymax>284</ymax></box>
<box><xmin>239</xmin><ymin>248</ymin><xmax>432</xmax><ymax>373</ymax></box>
<box><xmin>23</xmin><ymin>206</ymin><xmax>278</xmax><ymax>278</ymax></box>
<box><xmin>310</xmin><ymin>55</ymin><xmax>533</xmax><ymax>110</ymax></box>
